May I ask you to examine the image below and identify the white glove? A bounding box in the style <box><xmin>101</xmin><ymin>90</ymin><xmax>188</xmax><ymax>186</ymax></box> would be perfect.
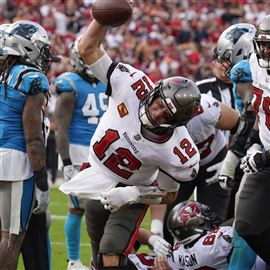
<box><xmin>33</xmin><ymin>187</ymin><xmax>50</xmax><ymax>214</ymax></box>
<box><xmin>247</xmin><ymin>143</ymin><xmax>261</xmax><ymax>155</ymax></box>
<box><xmin>218</xmin><ymin>151</ymin><xmax>239</xmax><ymax>190</ymax></box>
<box><xmin>100</xmin><ymin>186</ymin><xmax>139</xmax><ymax>212</ymax></box>
<box><xmin>205</xmin><ymin>161</ymin><xmax>223</xmax><ymax>185</ymax></box>
<box><xmin>151</xmin><ymin>219</ymin><xmax>164</xmax><ymax>238</ymax></box>
<box><xmin>63</xmin><ymin>165</ymin><xmax>79</xmax><ymax>182</ymax></box>
<box><xmin>240</xmin><ymin>151</ymin><xmax>263</xmax><ymax>175</ymax></box>
<box><xmin>148</xmin><ymin>235</ymin><xmax>172</xmax><ymax>256</ymax></box>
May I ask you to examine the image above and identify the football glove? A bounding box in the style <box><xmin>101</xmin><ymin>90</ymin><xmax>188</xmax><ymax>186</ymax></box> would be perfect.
<box><xmin>33</xmin><ymin>187</ymin><xmax>50</xmax><ymax>214</ymax></box>
<box><xmin>100</xmin><ymin>186</ymin><xmax>164</xmax><ymax>212</ymax></box>
<box><xmin>148</xmin><ymin>235</ymin><xmax>172</xmax><ymax>257</ymax></box>
<box><xmin>218</xmin><ymin>151</ymin><xmax>239</xmax><ymax>190</ymax></box>
<box><xmin>205</xmin><ymin>161</ymin><xmax>223</xmax><ymax>185</ymax></box>
<box><xmin>63</xmin><ymin>165</ymin><xmax>79</xmax><ymax>182</ymax></box>
<box><xmin>240</xmin><ymin>151</ymin><xmax>263</xmax><ymax>175</ymax></box>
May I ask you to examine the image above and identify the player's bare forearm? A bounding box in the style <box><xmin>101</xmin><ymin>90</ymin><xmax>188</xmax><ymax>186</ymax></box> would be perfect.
<box><xmin>78</xmin><ymin>19</ymin><xmax>108</xmax><ymax>65</ymax></box>
<box><xmin>160</xmin><ymin>191</ymin><xmax>178</xmax><ymax>204</ymax></box>
<box><xmin>23</xmin><ymin>93</ymin><xmax>46</xmax><ymax>171</ymax></box>
<box><xmin>54</xmin><ymin>93</ymin><xmax>75</xmax><ymax>160</ymax></box>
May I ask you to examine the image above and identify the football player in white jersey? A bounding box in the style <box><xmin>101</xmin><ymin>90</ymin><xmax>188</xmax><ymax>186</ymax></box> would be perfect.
<box><xmin>235</xmin><ymin>15</ymin><xmax>270</xmax><ymax>265</ymax></box>
<box><xmin>158</xmin><ymin>93</ymin><xmax>240</xmax><ymax>245</ymax></box>
<box><xmin>133</xmin><ymin>201</ymin><xmax>234</xmax><ymax>270</ymax></box>
<box><xmin>59</xmin><ymin>16</ymin><xmax>201</xmax><ymax>270</ymax></box>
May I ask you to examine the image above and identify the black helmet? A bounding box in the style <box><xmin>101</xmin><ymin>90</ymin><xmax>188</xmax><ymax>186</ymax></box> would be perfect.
<box><xmin>139</xmin><ymin>76</ymin><xmax>201</xmax><ymax>133</ymax></box>
<box><xmin>167</xmin><ymin>201</ymin><xmax>221</xmax><ymax>245</ymax></box>
<box><xmin>253</xmin><ymin>15</ymin><xmax>270</xmax><ymax>69</ymax></box>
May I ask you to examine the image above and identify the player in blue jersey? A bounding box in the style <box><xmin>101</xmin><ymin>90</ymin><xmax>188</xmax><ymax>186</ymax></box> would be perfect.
<box><xmin>54</xmin><ymin>36</ymin><xmax>107</xmax><ymax>270</ymax></box>
<box><xmin>0</xmin><ymin>20</ymin><xmax>60</xmax><ymax>270</ymax></box>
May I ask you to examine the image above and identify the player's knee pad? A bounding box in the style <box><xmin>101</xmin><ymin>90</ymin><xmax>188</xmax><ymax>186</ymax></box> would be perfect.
<box><xmin>96</xmin><ymin>253</ymin><xmax>137</xmax><ymax>270</ymax></box>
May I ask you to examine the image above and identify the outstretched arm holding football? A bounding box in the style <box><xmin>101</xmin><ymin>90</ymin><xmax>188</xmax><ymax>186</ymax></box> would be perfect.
<box><xmin>78</xmin><ymin>20</ymin><xmax>107</xmax><ymax>66</ymax></box>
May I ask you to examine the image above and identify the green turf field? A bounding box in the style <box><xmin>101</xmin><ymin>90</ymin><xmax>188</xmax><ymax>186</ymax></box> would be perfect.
<box><xmin>18</xmin><ymin>187</ymin><xmax>152</xmax><ymax>270</ymax></box>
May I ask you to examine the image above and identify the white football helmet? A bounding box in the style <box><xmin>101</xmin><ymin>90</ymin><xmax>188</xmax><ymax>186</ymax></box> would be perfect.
<box><xmin>1</xmin><ymin>20</ymin><xmax>60</xmax><ymax>73</ymax></box>
<box><xmin>215</xmin><ymin>23</ymin><xmax>256</xmax><ymax>75</ymax></box>
<box><xmin>0</xmin><ymin>23</ymin><xmax>11</xmax><ymax>62</ymax></box>
<box><xmin>70</xmin><ymin>36</ymin><xmax>95</xmax><ymax>78</ymax></box>
<box><xmin>253</xmin><ymin>15</ymin><xmax>270</xmax><ymax>69</ymax></box>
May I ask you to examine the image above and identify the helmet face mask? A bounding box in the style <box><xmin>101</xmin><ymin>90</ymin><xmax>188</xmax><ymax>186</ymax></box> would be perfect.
<box><xmin>1</xmin><ymin>21</ymin><xmax>60</xmax><ymax>73</ymax></box>
<box><xmin>253</xmin><ymin>15</ymin><xmax>270</xmax><ymax>69</ymax></box>
<box><xmin>139</xmin><ymin>76</ymin><xmax>201</xmax><ymax>134</ymax></box>
<box><xmin>167</xmin><ymin>201</ymin><xmax>220</xmax><ymax>246</ymax></box>
<box><xmin>215</xmin><ymin>23</ymin><xmax>256</xmax><ymax>76</ymax></box>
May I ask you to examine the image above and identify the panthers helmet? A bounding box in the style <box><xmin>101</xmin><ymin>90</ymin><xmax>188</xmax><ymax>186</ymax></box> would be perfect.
<box><xmin>167</xmin><ymin>200</ymin><xmax>221</xmax><ymax>245</ymax></box>
<box><xmin>1</xmin><ymin>20</ymin><xmax>60</xmax><ymax>73</ymax></box>
<box><xmin>215</xmin><ymin>23</ymin><xmax>256</xmax><ymax>75</ymax></box>
<box><xmin>253</xmin><ymin>15</ymin><xmax>270</xmax><ymax>69</ymax></box>
<box><xmin>139</xmin><ymin>76</ymin><xmax>201</xmax><ymax>133</ymax></box>
<box><xmin>70</xmin><ymin>35</ymin><xmax>95</xmax><ymax>78</ymax></box>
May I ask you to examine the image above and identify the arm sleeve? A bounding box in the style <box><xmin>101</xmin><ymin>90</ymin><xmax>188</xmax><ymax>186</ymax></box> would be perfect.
<box><xmin>87</xmin><ymin>53</ymin><xmax>113</xmax><ymax>85</ymax></box>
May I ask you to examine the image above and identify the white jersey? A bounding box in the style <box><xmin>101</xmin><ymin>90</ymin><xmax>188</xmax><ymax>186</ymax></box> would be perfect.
<box><xmin>127</xmin><ymin>227</ymin><xmax>233</xmax><ymax>270</ymax></box>
<box><xmin>60</xmin><ymin>56</ymin><xmax>200</xmax><ymax>199</ymax></box>
<box><xmin>170</xmin><ymin>226</ymin><xmax>233</xmax><ymax>270</ymax></box>
<box><xmin>187</xmin><ymin>94</ymin><xmax>227</xmax><ymax>166</ymax></box>
<box><xmin>250</xmin><ymin>53</ymin><xmax>270</xmax><ymax>150</ymax></box>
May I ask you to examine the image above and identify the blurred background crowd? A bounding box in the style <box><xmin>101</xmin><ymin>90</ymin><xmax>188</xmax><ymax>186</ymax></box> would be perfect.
<box><xmin>1</xmin><ymin>0</ymin><xmax>269</xmax><ymax>182</ymax></box>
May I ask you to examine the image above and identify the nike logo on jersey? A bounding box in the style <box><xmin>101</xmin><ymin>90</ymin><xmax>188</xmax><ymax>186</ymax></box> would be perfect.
<box><xmin>130</xmin><ymin>72</ymin><xmax>137</xmax><ymax>77</ymax></box>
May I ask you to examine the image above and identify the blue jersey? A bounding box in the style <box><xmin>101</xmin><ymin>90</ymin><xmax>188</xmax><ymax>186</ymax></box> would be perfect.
<box><xmin>0</xmin><ymin>64</ymin><xmax>49</xmax><ymax>153</ymax></box>
<box><xmin>55</xmin><ymin>72</ymin><xmax>107</xmax><ymax>146</ymax></box>
<box><xmin>230</xmin><ymin>60</ymin><xmax>252</xmax><ymax>113</ymax></box>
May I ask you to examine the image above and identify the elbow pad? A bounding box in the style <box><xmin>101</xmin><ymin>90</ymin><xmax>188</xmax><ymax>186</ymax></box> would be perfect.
<box><xmin>229</xmin><ymin>110</ymin><xmax>256</xmax><ymax>158</ymax></box>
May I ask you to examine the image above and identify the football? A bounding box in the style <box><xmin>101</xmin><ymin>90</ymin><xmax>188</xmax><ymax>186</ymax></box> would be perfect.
<box><xmin>92</xmin><ymin>0</ymin><xmax>133</xmax><ymax>27</ymax></box>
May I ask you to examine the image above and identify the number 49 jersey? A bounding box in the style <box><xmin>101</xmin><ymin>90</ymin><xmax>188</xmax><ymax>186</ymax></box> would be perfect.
<box><xmin>170</xmin><ymin>226</ymin><xmax>234</xmax><ymax>270</ymax></box>
<box><xmin>55</xmin><ymin>72</ymin><xmax>107</xmax><ymax>146</ymax></box>
<box><xmin>87</xmin><ymin>62</ymin><xmax>199</xmax><ymax>188</ymax></box>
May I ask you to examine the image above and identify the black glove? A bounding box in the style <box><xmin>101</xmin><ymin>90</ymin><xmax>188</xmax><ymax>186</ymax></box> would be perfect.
<box><xmin>33</xmin><ymin>167</ymin><xmax>48</xmax><ymax>191</ymax></box>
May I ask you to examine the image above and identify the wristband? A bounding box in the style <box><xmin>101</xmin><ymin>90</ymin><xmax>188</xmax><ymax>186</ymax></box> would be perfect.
<box><xmin>63</xmin><ymin>158</ymin><xmax>72</xmax><ymax>166</ymax></box>
<box><xmin>33</xmin><ymin>167</ymin><xmax>48</xmax><ymax>191</ymax></box>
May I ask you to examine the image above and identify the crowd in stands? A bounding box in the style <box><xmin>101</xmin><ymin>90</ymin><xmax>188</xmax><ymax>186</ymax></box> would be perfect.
<box><xmin>1</xmin><ymin>0</ymin><xmax>270</xmax><ymax>85</ymax></box>
<box><xmin>1</xmin><ymin>0</ymin><xmax>269</xmax><ymax>182</ymax></box>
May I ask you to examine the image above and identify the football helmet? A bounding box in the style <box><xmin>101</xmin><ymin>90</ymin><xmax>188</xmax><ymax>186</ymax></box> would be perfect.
<box><xmin>70</xmin><ymin>35</ymin><xmax>95</xmax><ymax>78</ymax></box>
<box><xmin>0</xmin><ymin>23</ymin><xmax>11</xmax><ymax>62</ymax></box>
<box><xmin>167</xmin><ymin>200</ymin><xmax>221</xmax><ymax>245</ymax></box>
<box><xmin>215</xmin><ymin>23</ymin><xmax>256</xmax><ymax>75</ymax></box>
<box><xmin>253</xmin><ymin>15</ymin><xmax>270</xmax><ymax>69</ymax></box>
<box><xmin>139</xmin><ymin>76</ymin><xmax>201</xmax><ymax>133</ymax></box>
<box><xmin>1</xmin><ymin>20</ymin><xmax>60</xmax><ymax>73</ymax></box>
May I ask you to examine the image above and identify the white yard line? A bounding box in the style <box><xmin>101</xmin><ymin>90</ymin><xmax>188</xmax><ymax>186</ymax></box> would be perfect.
<box><xmin>51</xmin><ymin>241</ymin><xmax>90</xmax><ymax>247</ymax></box>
